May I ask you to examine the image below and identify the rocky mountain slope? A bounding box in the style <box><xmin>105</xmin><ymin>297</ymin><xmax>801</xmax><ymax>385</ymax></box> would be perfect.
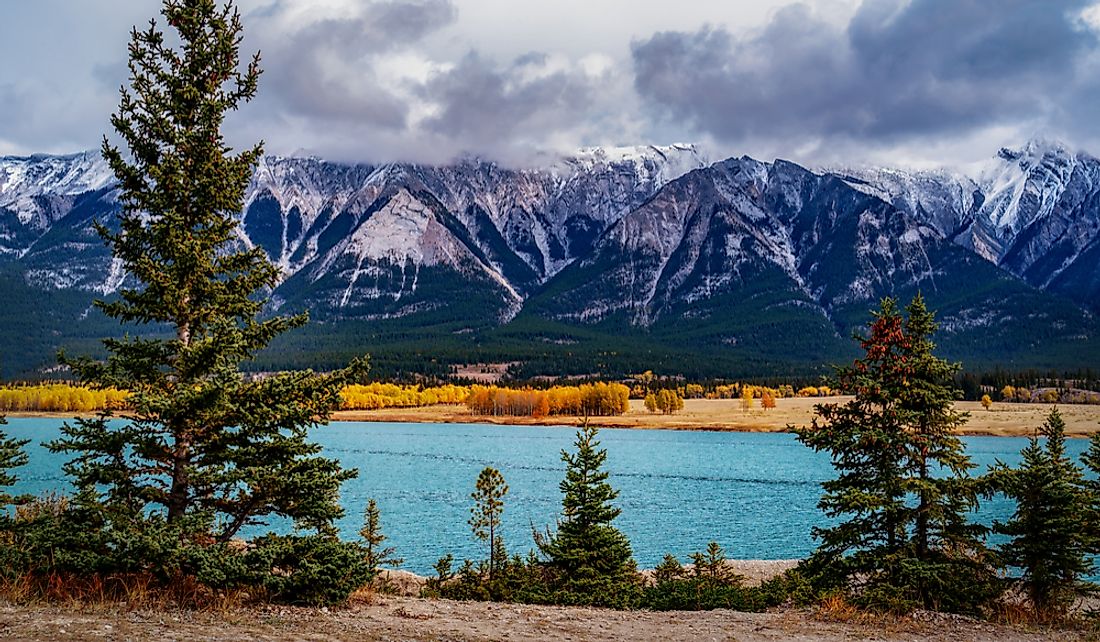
<box><xmin>0</xmin><ymin>141</ymin><xmax>1096</xmax><ymax>378</ymax></box>
<box><xmin>831</xmin><ymin>139</ymin><xmax>1100</xmax><ymax>310</ymax></box>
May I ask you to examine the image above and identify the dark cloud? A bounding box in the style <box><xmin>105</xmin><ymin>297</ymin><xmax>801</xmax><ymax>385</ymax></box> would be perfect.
<box><xmin>7</xmin><ymin>0</ymin><xmax>1100</xmax><ymax>165</ymax></box>
<box><xmin>240</xmin><ymin>0</ymin><xmax>606</xmax><ymax>164</ymax></box>
<box><xmin>419</xmin><ymin>52</ymin><xmax>595</xmax><ymax>143</ymax></box>
<box><xmin>631</xmin><ymin>0</ymin><xmax>1100</xmax><ymax>151</ymax></box>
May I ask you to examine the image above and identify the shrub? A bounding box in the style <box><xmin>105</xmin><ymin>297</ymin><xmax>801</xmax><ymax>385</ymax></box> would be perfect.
<box><xmin>246</xmin><ymin>534</ymin><xmax>369</xmax><ymax>606</ymax></box>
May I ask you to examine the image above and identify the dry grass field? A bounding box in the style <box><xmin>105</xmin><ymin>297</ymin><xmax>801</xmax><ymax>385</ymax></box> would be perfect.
<box><xmin>11</xmin><ymin>397</ymin><xmax>1098</xmax><ymax>437</ymax></box>
<box><xmin>333</xmin><ymin>397</ymin><xmax>1100</xmax><ymax>437</ymax></box>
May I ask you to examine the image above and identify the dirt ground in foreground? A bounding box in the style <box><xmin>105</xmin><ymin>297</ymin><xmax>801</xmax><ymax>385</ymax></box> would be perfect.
<box><xmin>332</xmin><ymin>397</ymin><xmax>1100</xmax><ymax>437</ymax></box>
<box><xmin>0</xmin><ymin>597</ymin><xmax>1087</xmax><ymax>642</ymax></box>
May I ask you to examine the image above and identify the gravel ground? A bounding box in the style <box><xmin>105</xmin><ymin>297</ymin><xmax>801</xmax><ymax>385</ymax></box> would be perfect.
<box><xmin>0</xmin><ymin>598</ymin><xmax>1087</xmax><ymax>642</ymax></box>
<box><xmin>1</xmin><ymin>560</ymin><xmax>1090</xmax><ymax>641</ymax></box>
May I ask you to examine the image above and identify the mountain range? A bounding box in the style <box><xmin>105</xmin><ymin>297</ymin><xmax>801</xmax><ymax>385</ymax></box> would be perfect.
<box><xmin>1</xmin><ymin>140</ymin><xmax>1096</xmax><ymax>379</ymax></box>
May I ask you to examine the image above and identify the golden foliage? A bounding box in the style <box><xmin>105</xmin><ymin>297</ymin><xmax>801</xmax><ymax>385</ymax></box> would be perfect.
<box><xmin>340</xmin><ymin>383</ymin><xmax>470</xmax><ymax>410</ymax></box>
<box><xmin>0</xmin><ymin>384</ymin><xmax>129</xmax><ymax>412</ymax></box>
<box><xmin>465</xmin><ymin>383</ymin><xmax>631</xmax><ymax>417</ymax></box>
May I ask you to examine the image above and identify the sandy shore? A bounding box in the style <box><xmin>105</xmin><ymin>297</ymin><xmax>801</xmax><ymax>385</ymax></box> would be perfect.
<box><xmin>0</xmin><ymin>558</ymin><xmax>1088</xmax><ymax>641</ymax></box>
<box><xmin>0</xmin><ymin>596</ymin><xmax>1084</xmax><ymax>642</ymax></box>
<box><xmin>9</xmin><ymin>397</ymin><xmax>1100</xmax><ymax>437</ymax></box>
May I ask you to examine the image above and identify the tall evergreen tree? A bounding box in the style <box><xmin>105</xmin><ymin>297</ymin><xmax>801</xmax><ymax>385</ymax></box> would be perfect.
<box><xmin>51</xmin><ymin>0</ymin><xmax>365</xmax><ymax>541</ymax></box>
<box><xmin>539</xmin><ymin>424</ymin><xmax>635</xmax><ymax>602</ymax></box>
<box><xmin>796</xmin><ymin>296</ymin><xmax>995</xmax><ymax>613</ymax></box>
<box><xmin>993</xmin><ymin>408</ymin><xmax>1093</xmax><ymax>620</ymax></box>
<box><xmin>469</xmin><ymin>467</ymin><xmax>508</xmax><ymax>583</ymax></box>
<box><xmin>897</xmin><ymin>295</ymin><xmax>988</xmax><ymax>602</ymax></box>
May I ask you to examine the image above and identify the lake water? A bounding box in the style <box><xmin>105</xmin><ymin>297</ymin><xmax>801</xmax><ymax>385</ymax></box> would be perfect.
<box><xmin>2</xmin><ymin>418</ymin><xmax>1081</xmax><ymax>575</ymax></box>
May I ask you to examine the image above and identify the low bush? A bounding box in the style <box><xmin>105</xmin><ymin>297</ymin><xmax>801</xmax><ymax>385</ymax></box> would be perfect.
<box><xmin>245</xmin><ymin>534</ymin><xmax>369</xmax><ymax>606</ymax></box>
<box><xmin>0</xmin><ymin>494</ymin><xmax>370</xmax><ymax>607</ymax></box>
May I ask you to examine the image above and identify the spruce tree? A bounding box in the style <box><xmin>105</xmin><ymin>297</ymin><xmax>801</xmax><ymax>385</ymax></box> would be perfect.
<box><xmin>50</xmin><ymin>0</ymin><xmax>364</xmax><ymax>541</ymax></box>
<box><xmin>796</xmin><ymin>296</ymin><xmax>994</xmax><ymax>613</ymax></box>
<box><xmin>469</xmin><ymin>466</ymin><xmax>507</xmax><ymax>582</ymax></box>
<box><xmin>993</xmin><ymin>408</ymin><xmax>1093</xmax><ymax>620</ymax></box>
<box><xmin>539</xmin><ymin>424</ymin><xmax>635</xmax><ymax>603</ymax></box>
<box><xmin>897</xmin><ymin>295</ymin><xmax>989</xmax><ymax>606</ymax></box>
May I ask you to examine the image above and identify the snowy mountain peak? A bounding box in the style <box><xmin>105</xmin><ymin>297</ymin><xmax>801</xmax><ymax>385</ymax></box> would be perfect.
<box><xmin>0</xmin><ymin>151</ymin><xmax>113</xmax><ymax>228</ymax></box>
<box><xmin>554</xmin><ymin>143</ymin><xmax>708</xmax><ymax>180</ymax></box>
<box><xmin>978</xmin><ymin>138</ymin><xmax>1081</xmax><ymax>233</ymax></box>
<box><xmin>996</xmin><ymin>137</ymin><xmax>1073</xmax><ymax>164</ymax></box>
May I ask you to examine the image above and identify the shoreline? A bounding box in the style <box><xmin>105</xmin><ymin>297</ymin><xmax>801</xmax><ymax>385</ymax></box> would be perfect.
<box><xmin>7</xmin><ymin>397</ymin><xmax>1099</xmax><ymax>437</ymax></box>
<box><xmin>375</xmin><ymin>559</ymin><xmax>803</xmax><ymax>596</ymax></box>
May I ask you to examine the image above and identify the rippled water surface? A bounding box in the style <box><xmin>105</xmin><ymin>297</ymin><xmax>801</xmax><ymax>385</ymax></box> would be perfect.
<box><xmin>4</xmin><ymin>418</ymin><xmax>1078</xmax><ymax>574</ymax></box>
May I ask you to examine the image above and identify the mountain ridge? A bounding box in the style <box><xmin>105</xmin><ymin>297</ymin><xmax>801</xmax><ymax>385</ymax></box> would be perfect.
<box><xmin>1</xmin><ymin>140</ymin><xmax>1096</xmax><ymax>378</ymax></box>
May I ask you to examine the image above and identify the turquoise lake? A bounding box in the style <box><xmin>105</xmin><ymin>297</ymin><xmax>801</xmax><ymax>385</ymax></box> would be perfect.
<box><xmin>2</xmin><ymin>418</ymin><xmax>1079</xmax><ymax>575</ymax></box>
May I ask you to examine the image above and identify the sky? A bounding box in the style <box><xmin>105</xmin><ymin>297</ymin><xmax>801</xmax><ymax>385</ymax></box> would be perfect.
<box><xmin>2</xmin><ymin>0</ymin><xmax>1100</xmax><ymax>169</ymax></box>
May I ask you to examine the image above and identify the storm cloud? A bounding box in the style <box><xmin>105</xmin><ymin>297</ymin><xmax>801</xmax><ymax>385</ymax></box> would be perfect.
<box><xmin>5</xmin><ymin>0</ymin><xmax>1100</xmax><ymax>166</ymax></box>
<box><xmin>229</xmin><ymin>0</ymin><xmax>611</xmax><ymax>164</ymax></box>
<box><xmin>631</xmin><ymin>0</ymin><xmax>1100</xmax><ymax>162</ymax></box>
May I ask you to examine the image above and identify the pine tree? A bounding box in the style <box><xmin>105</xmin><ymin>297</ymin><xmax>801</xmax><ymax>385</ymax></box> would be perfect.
<box><xmin>796</xmin><ymin>296</ymin><xmax>995</xmax><ymax>613</ymax></box>
<box><xmin>360</xmin><ymin>498</ymin><xmax>403</xmax><ymax>578</ymax></box>
<box><xmin>539</xmin><ymin>424</ymin><xmax>636</xmax><ymax>603</ymax></box>
<box><xmin>993</xmin><ymin>408</ymin><xmax>1093</xmax><ymax>620</ymax></box>
<box><xmin>689</xmin><ymin>542</ymin><xmax>742</xmax><ymax>584</ymax></box>
<box><xmin>469</xmin><ymin>466</ymin><xmax>508</xmax><ymax>583</ymax></box>
<box><xmin>897</xmin><ymin>294</ymin><xmax>987</xmax><ymax>605</ymax></box>
<box><xmin>50</xmin><ymin>0</ymin><xmax>365</xmax><ymax>542</ymax></box>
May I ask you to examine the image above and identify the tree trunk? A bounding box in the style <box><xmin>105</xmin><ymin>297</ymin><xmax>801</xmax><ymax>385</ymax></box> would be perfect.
<box><xmin>167</xmin><ymin>314</ymin><xmax>192</xmax><ymax>523</ymax></box>
<box><xmin>488</xmin><ymin>520</ymin><xmax>495</xmax><ymax>583</ymax></box>
<box><xmin>167</xmin><ymin>434</ymin><xmax>191</xmax><ymax>522</ymax></box>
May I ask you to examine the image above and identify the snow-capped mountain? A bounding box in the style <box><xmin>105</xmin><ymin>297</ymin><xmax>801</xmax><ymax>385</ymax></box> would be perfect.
<box><xmin>830</xmin><ymin>139</ymin><xmax>1100</xmax><ymax>308</ymax></box>
<box><xmin>0</xmin><ymin>141</ymin><xmax>1096</xmax><ymax>378</ymax></box>
<box><xmin>1</xmin><ymin>144</ymin><xmax>710</xmax><ymax>318</ymax></box>
<box><xmin>0</xmin><ymin>151</ymin><xmax>116</xmax><ymax>259</ymax></box>
<box><xmin>526</xmin><ymin>156</ymin><xmax>1092</xmax><ymax>362</ymax></box>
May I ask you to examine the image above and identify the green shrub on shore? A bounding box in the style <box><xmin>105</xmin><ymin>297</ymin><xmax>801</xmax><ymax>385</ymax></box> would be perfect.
<box><xmin>641</xmin><ymin>545</ymin><xmax>761</xmax><ymax>611</ymax></box>
<box><xmin>245</xmin><ymin>534</ymin><xmax>369</xmax><ymax>606</ymax></box>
